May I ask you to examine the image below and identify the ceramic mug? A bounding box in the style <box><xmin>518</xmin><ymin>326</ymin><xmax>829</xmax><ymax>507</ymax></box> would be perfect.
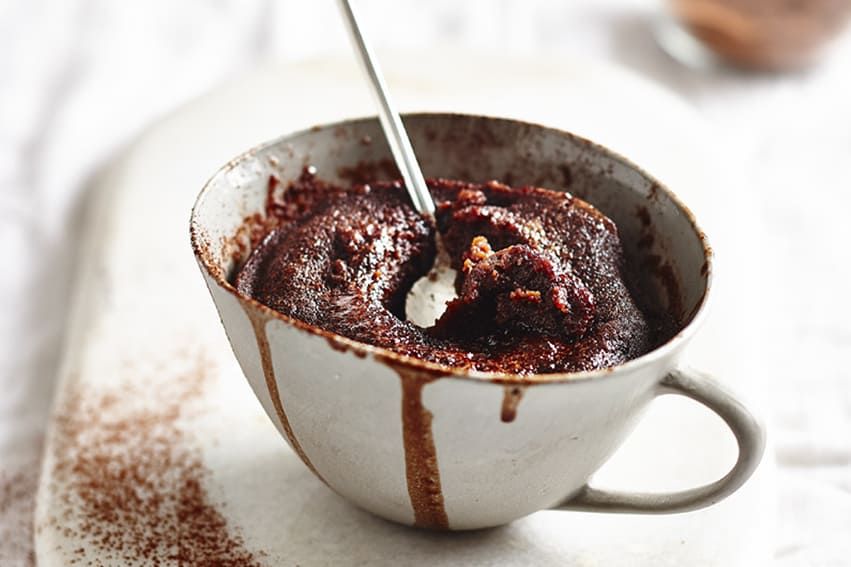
<box><xmin>190</xmin><ymin>113</ymin><xmax>765</xmax><ymax>531</ymax></box>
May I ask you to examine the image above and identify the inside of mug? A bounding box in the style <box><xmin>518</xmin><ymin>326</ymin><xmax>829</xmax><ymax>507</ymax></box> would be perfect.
<box><xmin>192</xmin><ymin>113</ymin><xmax>710</xmax><ymax>344</ymax></box>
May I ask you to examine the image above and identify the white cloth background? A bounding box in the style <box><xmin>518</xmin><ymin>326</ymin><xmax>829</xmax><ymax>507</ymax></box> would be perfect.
<box><xmin>1</xmin><ymin>0</ymin><xmax>850</xmax><ymax>565</ymax></box>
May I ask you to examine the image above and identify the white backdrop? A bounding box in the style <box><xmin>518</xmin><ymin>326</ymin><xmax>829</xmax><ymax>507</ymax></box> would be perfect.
<box><xmin>2</xmin><ymin>1</ymin><xmax>850</xmax><ymax>564</ymax></box>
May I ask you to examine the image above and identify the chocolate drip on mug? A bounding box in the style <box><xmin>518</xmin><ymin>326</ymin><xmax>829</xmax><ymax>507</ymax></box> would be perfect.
<box><xmin>242</xmin><ymin>303</ymin><xmax>325</xmax><ymax>483</ymax></box>
<box><xmin>501</xmin><ymin>385</ymin><xmax>526</xmax><ymax>423</ymax></box>
<box><xmin>394</xmin><ymin>366</ymin><xmax>448</xmax><ymax>529</ymax></box>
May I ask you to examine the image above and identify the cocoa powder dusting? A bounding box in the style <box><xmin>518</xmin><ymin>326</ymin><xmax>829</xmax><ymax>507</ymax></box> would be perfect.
<box><xmin>241</xmin><ymin>303</ymin><xmax>325</xmax><ymax>484</ymax></box>
<box><xmin>0</xmin><ymin>465</ymin><xmax>38</xmax><ymax>566</ymax></box>
<box><xmin>395</xmin><ymin>368</ymin><xmax>448</xmax><ymax>529</ymax></box>
<box><xmin>49</xmin><ymin>355</ymin><xmax>262</xmax><ymax>566</ymax></box>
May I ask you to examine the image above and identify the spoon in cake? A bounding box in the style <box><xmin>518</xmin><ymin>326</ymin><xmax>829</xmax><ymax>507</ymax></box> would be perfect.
<box><xmin>340</xmin><ymin>0</ymin><xmax>456</xmax><ymax>327</ymax></box>
<box><xmin>337</xmin><ymin>0</ymin><xmax>436</xmax><ymax>218</ymax></box>
<box><xmin>338</xmin><ymin>0</ymin><xmax>454</xmax><ymax>326</ymax></box>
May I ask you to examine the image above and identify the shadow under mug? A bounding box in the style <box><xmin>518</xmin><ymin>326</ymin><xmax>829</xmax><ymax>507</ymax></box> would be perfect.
<box><xmin>190</xmin><ymin>113</ymin><xmax>766</xmax><ymax>530</ymax></box>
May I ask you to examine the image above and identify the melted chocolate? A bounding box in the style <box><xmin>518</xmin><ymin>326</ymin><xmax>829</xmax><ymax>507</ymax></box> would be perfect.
<box><xmin>395</xmin><ymin>366</ymin><xmax>448</xmax><ymax>529</ymax></box>
<box><xmin>235</xmin><ymin>169</ymin><xmax>669</xmax><ymax>374</ymax></box>
<box><xmin>241</xmin><ymin>302</ymin><xmax>325</xmax><ymax>483</ymax></box>
<box><xmin>501</xmin><ymin>386</ymin><xmax>526</xmax><ymax>423</ymax></box>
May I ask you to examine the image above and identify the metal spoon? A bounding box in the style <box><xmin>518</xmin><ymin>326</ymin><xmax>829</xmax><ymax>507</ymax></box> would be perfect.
<box><xmin>337</xmin><ymin>0</ymin><xmax>436</xmax><ymax>218</ymax></box>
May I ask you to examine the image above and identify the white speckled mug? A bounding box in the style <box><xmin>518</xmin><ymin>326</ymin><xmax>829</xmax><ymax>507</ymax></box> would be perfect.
<box><xmin>190</xmin><ymin>114</ymin><xmax>765</xmax><ymax>531</ymax></box>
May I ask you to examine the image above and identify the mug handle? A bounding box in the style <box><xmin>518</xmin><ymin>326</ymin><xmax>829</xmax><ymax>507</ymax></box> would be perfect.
<box><xmin>556</xmin><ymin>367</ymin><xmax>766</xmax><ymax>514</ymax></box>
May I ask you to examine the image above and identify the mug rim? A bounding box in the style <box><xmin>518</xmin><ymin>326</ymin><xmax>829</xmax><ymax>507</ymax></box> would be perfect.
<box><xmin>190</xmin><ymin>112</ymin><xmax>713</xmax><ymax>385</ymax></box>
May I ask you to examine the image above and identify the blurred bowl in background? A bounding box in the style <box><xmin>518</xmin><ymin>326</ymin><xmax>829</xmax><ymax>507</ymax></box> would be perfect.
<box><xmin>662</xmin><ymin>0</ymin><xmax>851</xmax><ymax>70</ymax></box>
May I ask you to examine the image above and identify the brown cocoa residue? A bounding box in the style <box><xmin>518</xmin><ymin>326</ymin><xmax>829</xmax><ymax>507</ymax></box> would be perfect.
<box><xmin>500</xmin><ymin>386</ymin><xmax>526</xmax><ymax>423</ymax></box>
<box><xmin>635</xmin><ymin>205</ymin><xmax>655</xmax><ymax>249</ymax></box>
<box><xmin>648</xmin><ymin>183</ymin><xmax>660</xmax><ymax>201</ymax></box>
<box><xmin>637</xmin><ymin>232</ymin><xmax>655</xmax><ymax>250</ymax></box>
<box><xmin>222</xmin><ymin>171</ymin><xmax>327</xmax><ymax>272</ymax></box>
<box><xmin>322</xmin><ymin>336</ymin><xmax>368</xmax><ymax>359</ymax></box>
<box><xmin>636</xmin><ymin>205</ymin><xmax>652</xmax><ymax>227</ymax></box>
<box><xmin>644</xmin><ymin>253</ymin><xmax>684</xmax><ymax>321</ymax></box>
<box><xmin>558</xmin><ymin>164</ymin><xmax>573</xmax><ymax>189</ymax></box>
<box><xmin>49</xmin><ymin>355</ymin><xmax>262</xmax><ymax>566</ymax></box>
<box><xmin>0</xmin><ymin>465</ymin><xmax>38</xmax><ymax>566</ymax></box>
<box><xmin>223</xmin><ymin>211</ymin><xmax>269</xmax><ymax>268</ymax></box>
<box><xmin>389</xmin><ymin>364</ymin><xmax>448</xmax><ymax>530</ymax></box>
<box><xmin>337</xmin><ymin>159</ymin><xmax>400</xmax><ymax>185</ymax></box>
<box><xmin>220</xmin><ymin>174</ymin><xmax>290</xmax><ymax>269</ymax></box>
<box><xmin>242</xmin><ymin>305</ymin><xmax>325</xmax><ymax>483</ymax></box>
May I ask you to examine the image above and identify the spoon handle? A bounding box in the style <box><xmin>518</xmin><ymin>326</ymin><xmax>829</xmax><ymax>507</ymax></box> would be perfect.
<box><xmin>337</xmin><ymin>0</ymin><xmax>436</xmax><ymax>218</ymax></box>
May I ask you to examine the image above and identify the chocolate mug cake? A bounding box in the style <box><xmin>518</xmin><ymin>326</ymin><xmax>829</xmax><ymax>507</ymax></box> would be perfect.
<box><xmin>235</xmin><ymin>169</ymin><xmax>673</xmax><ymax>375</ymax></box>
<box><xmin>191</xmin><ymin>114</ymin><xmax>764</xmax><ymax>530</ymax></box>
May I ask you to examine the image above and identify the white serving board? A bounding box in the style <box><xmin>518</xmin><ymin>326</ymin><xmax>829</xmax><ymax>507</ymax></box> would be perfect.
<box><xmin>35</xmin><ymin>53</ymin><xmax>775</xmax><ymax>565</ymax></box>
